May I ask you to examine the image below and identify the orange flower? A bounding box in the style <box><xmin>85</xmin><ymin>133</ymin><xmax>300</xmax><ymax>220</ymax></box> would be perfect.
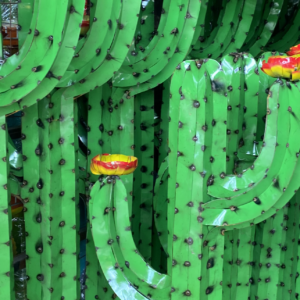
<box><xmin>90</xmin><ymin>154</ymin><xmax>138</xmax><ymax>176</ymax></box>
<box><xmin>261</xmin><ymin>55</ymin><xmax>300</xmax><ymax>81</ymax></box>
<box><xmin>287</xmin><ymin>44</ymin><xmax>300</xmax><ymax>56</ymax></box>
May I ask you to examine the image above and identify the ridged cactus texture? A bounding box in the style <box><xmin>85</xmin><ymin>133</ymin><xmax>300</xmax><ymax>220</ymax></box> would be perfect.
<box><xmin>1</xmin><ymin>0</ymin><xmax>300</xmax><ymax>299</ymax></box>
<box><xmin>89</xmin><ymin>54</ymin><xmax>300</xmax><ymax>300</ymax></box>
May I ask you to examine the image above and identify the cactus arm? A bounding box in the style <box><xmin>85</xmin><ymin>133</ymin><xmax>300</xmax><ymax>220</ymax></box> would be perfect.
<box><xmin>113</xmin><ymin>0</ymin><xmax>185</xmax><ymax>87</ymax></box>
<box><xmin>21</xmin><ymin>103</ymin><xmax>43</xmax><ymax>299</ymax></box>
<box><xmin>0</xmin><ymin>0</ymin><xmax>68</xmax><ymax>94</ymax></box>
<box><xmin>112</xmin><ymin>0</ymin><xmax>201</xmax><ymax>97</ymax></box>
<box><xmin>113</xmin><ymin>177</ymin><xmax>171</xmax><ymax>289</ymax></box>
<box><xmin>90</xmin><ymin>179</ymin><xmax>159</xmax><ymax>300</ymax></box>
<box><xmin>56</xmin><ymin>0</ymin><xmax>140</xmax><ymax>96</ymax></box>
<box><xmin>241</xmin><ymin>0</ymin><xmax>273</xmax><ymax>51</ymax></box>
<box><xmin>121</xmin><ymin>0</ymin><xmax>171</xmax><ymax>67</ymax></box>
<box><xmin>119</xmin><ymin>0</ymin><xmax>175</xmax><ymax>69</ymax></box>
<box><xmin>188</xmin><ymin>0</ymin><xmax>209</xmax><ymax>52</ymax></box>
<box><xmin>203</xmin><ymin>81</ymin><xmax>300</xmax><ymax>226</ymax></box>
<box><xmin>136</xmin><ymin>1</ymin><xmax>155</xmax><ymax>51</ymax></box>
<box><xmin>248</xmin><ymin>0</ymin><xmax>285</xmax><ymax>56</ymax></box>
<box><xmin>73</xmin><ymin>0</ymin><xmax>113</xmax><ymax>55</ymax></box>
<box><xmin>195</xmin><ymin>0</ymin><xmax>244</xmax><ymax>59</ymax></box>
<box><xmin>57</xmin><ymin>0</ymin><xmax>116</xmax><ymax>86</ymax></box>
<box><xmin>18</xmin><ymin>0</ymin><xmax>85</xmax><ymax>109</ymax></box>
<box><xmin>0</xmin><ymin>116</ymin><xmax>14</xmax><ymax>300</ymax></box>
<box><xmin>18</xmin><ymin>0</ymin><xmax>34</xmax><ymax>49</ymax></box>
<box><xmin>222</xmin><ymin>0</ymin><xmax>259</xmax><ymax>54</ymax></box>
<box><xmin>191</xmin><ymin>0</ymin><xmax>227</xmax><ymax>53</ymax></box>
<box><xmin>106</xmin><ymin>181</ymin><xmax>170</xmax><ymax>299</ymax></box>
<box><xmin>206</xmin><ymin>81</ymin><xmax>282</xmax><ymax>201</ymax></box>
<box><xmin>114</xmin><ymin>0</ymin><xmax>202</xmax><ymax>88</ymax></box>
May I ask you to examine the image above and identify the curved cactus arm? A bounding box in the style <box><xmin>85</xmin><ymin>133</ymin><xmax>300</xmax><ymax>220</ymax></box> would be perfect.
<box><xmin>18</xmin><ymin>0</ymin><xmax>85</xmax><ymax>110</ymax></box>
<box><xmin>240</xmin><ymin>0</ymin><xmax>272</xmax><ymax>51</ymax></box>
<box><xmin>113</xmin><ymin>0</ymin><xmax>185</xmax><ymax>87</ymax></box>
<box><xmin>189</xmin><ymin>0</ymin><xmax>211</xmax><ymax>52</ymax></box>
<box><xmin>21</xmin><ymin>103</ymin><xmax>44</xmax><ymax>299</ymax></box>
<box><xmin>114</xmin><ymin>0</ymin><xmax>202</xmax><ymax>88</ymax></box>
<box><xmin>56</xmin><ymin>0</ymin><xmax>140</xmax><ymax>97</ymax></box>
<box><xmin>0</xmin><ymin>0</ymin><xmax>39</xmax><ymax>73</ymax></box>
<box><xmin>121</xmin><ymin>0</ymin><xmax>170</xmax><ymax>67</ymax></box>
<box><xmin>0</xmin><ymin>0</ymin><xmax>68</xmax><ymax>97</ymax></box>
<box><xmin>57</xmin><ymin>0</ymin><xmax>117</xmax><ymax>87</ymax></box>
<box><xmin>193</xmin><ymin>0</ymin><xmax>244</xmax><ymax>59</ymax></box>
<box><xmin>153</xmin><ymin>157</ymin><xmax>169</xmax><ymax>254</ymax></box>
<box><xmin>18</xmin><ymin>0</ymin><xmax>34</xmax><ymax>49</ymax></box>
<box><xmin>73</xmin><ymin>0</ymin><xmax>113</xmax><ymax>55</ymax></box>
<box><xmin>90</xmin><ymin>179</ymin><xmax>162</xmax><ymax>300</ymax></box>
<box><xmin>0</xmin><ymin>116</ymin><xmax>14</xmax><ymax>300</ymax></box>
<box><xmin>190</xmin><ymin>0</ymin><xmax>227</xmax><ymax>54</ymax></box>
<box><xmin>113</xmin><ymin>177</ymin><xmax>171</xmax><ymax>289</ymax></box>
<box><xmin>120</xmin><ymin>0</ymin><xmax>174</xmax><ymax>68</ymax></box>
<box><xmin>136</xmin><ymin>1</ymin><xmax>155</xmax><ymax>50</ymax></box>
<box><xmin>246</xmin><ymin>0</ymin><xmax>285</xmax><ymax>56</ymax></box>
<box><xmin>113</xmin><ymin>2</ymin><xmax>201</xmax><ymax>98</ymax></box>
<box><xmin>203</xmin><ymin>80</ymin><xmax>300</xmax><ymax>226</ymax></box>
<box><xmin>207</xmin><ymin>81</ymin><xmax>285</xmax><ymax>202</ymax></box>
<box><xmin>222</xmin><ymin>0</ymin><xmax>259</xmax><ymax>55</ymax></box>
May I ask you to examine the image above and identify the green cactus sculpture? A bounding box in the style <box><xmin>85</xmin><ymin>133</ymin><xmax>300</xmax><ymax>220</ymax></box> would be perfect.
<box><xmin>89</xmin><ymin>53</ymin><xmax>300</xmax><ymax>300</ymax></box>
<box><xmin>1</xmin><ymin>1</ymin><xmax>300</xmax><ymax>299</ymax></box>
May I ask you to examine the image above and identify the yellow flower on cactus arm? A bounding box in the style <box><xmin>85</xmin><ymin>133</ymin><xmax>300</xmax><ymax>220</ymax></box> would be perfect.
<box><xmin>261</xmin><ymin>55</ymin><xmax>300</xmax><ymax>81</ymax></box>
<box><xmin>90</xmin><ymin>154</ymin><xmax>138</xmax><ymax>176</ymax></box>
<box><xmin>287</xmin><ymin>44</ymin><xmax>300</xmax><ymax>56</ymax></box>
